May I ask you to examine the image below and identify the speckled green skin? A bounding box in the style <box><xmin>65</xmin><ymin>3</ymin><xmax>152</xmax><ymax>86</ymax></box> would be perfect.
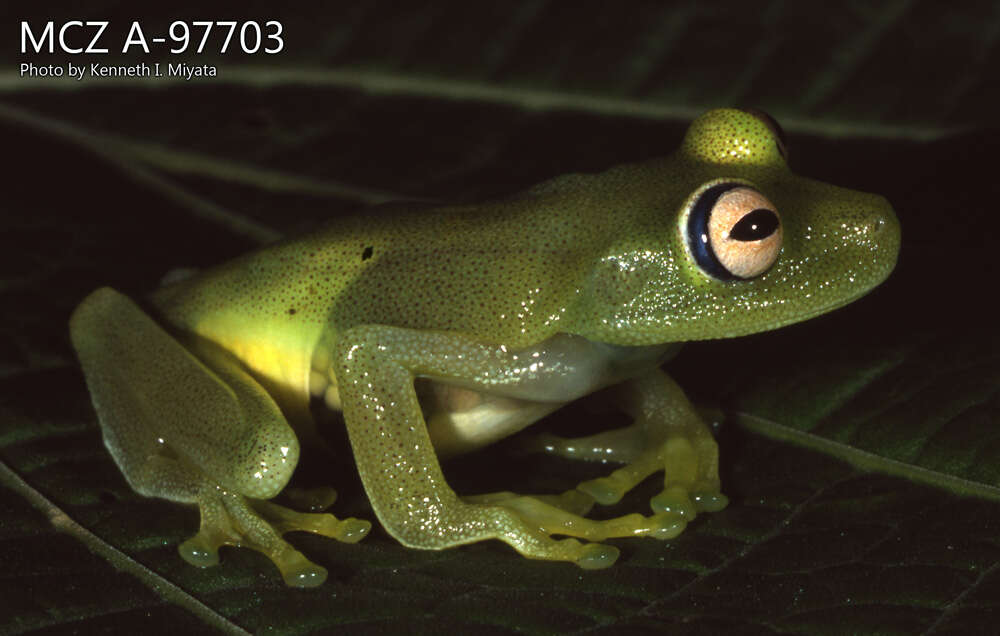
<box><xmin>69</xmin><ymin>109</ymin><xmax>900</xmax><ymax>586</ymax></box>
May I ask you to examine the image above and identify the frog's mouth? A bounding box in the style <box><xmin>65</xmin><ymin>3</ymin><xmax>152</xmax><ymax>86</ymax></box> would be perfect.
<box><xmin>757</xmin><ymin>210</ymin><xmax>900</xmax><ymax>335</ymax></box>
<box><xmin>754</xmin><ymin>255</ymin><xmax>898</xmax><ymax>336</ymax></box>
<box><xmin>764</xmin><ymin>284</ymin><xmax>882</xmax><ymax>333</ymax></box>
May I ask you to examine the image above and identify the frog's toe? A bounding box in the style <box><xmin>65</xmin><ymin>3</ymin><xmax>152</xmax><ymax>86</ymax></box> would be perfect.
<box><xmin>482</xmin><ymin>493</ymin><xmax>680</xmax><ymax>544</ymax></box>
<box><xmin>181</xmin><ymin>494</ymin><xmax>331</xmax><ymax>587</ymax></box>
<box><xmin>567</xmin><ymin>432</ymin><xmax>725</xmax><ymax>543</ymax></box>
<box><xmin>251</xmin><ymin>499</ymin><xmax>372</xmax><ymax>544</ymax></box>
<box><xmin>691</xmin><ymin>490</ymin><xmax>729</xmax><ymax>513</ymax></box>
<box><xmin>282</xmin><ymin>486</ymin><xmax>339</xmax><ymax>512</ymax></box>
<box><xmin>577</xmin><ymin>476</ymin><xmax>627</xmax><ymax>505</ymax></box>
<box><xmin>179</xmin><ymin>496</ymin><xmax>245</xmax><ymax>568</ymax></box>
<box><xmin>580</xmin><ymin>511</ymin><xmax>686</xmax><ymax>541</ymax></box>
<box><xmin>535</xmin><ymin>489</ymin><xmax>596</xmax><ymax>516</ymax></box>
<box><xmin>532</xmin><ymin>536</ymin><xmax>618</xmax><ymax>569</ymax></box>
<box><xmin>337</xmin><ymin>518</ymin><xmax>372</xmax><ymax>543</ymax></box>
<box><xmin>650</xmin><ymin>485</ymin><xmax>697</xmax><ymax>518</ymax></box>
<box><xmin>272</xmin><ymin>546</ymin><xmax>328</xmax><ymax>588</ymax></box>
<box><xmin>574</xmin><ymin>542</ymin><xmax>619</xmax><ymax>570</ymax></box>
<box><xmin>646</xmin><ymin>514</ymin><xmax>687</xmax><ymax>540</ymax></box>
<box><xmin>515</xmin><ymin>425</ymin><xmax>645</xmax><ymax>463</ymax></box>
<box><xmin>186</xmin><ymin>487</ymin><xmax>369</xmax><ymax>585</ymax></box>
<box><xmin>282</xmin><ymin>564</ymin><xmax>328</xmax><ymax>588</ymax></box>
<box><xmin>178</xmin><ymin>534</ymin><xmax>222</xmax><ymax>568</ymax></box>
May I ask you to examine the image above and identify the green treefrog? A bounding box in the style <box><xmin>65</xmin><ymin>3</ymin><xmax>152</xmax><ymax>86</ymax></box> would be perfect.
<box><xmin>70</xmin><ymin>109</ymin><xmax>900</xmax><ymax>587</ymax></box>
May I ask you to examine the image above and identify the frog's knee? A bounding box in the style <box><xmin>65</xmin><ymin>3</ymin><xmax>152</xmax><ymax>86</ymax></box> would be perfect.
<box><xmin>225</xmin><ymin>429</ymin><xmax>300</xmax><ymax>499</ymax></box>
<box><xmin>69</xmin><ymin>287</ymin><xmax>131</xmax><ymax>346</ymax></box>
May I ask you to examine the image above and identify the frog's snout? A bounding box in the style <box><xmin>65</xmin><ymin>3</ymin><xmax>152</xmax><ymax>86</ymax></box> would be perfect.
<box><xmin>858</xmin><ymin>193</ymin><xmax>901</xmax><ymax>274</ymax></box>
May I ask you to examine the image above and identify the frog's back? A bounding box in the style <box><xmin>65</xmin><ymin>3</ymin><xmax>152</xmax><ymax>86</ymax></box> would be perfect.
<box><xmin>326</xmin><ymin>193</ymin><xmax>615</xmax><ymax>346</ymax></box>
<box><xmin>155</xmin><ymin>192</ymin><xmax>606</xmax><ymax>337</ymax></box>
<box><xmin>148</xmin><ymin>183</ymin><xmax>620</xmax><ymax>411</ymax></box>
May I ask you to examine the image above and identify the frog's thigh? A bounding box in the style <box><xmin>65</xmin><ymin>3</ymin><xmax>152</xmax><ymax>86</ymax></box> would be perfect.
<box><xmin>334</xmin><ymin>325</ymin><xmax>618</xmax><ymax>569</ymax></box>
<box><xmin>71</xmin><ymin>288</ymin><xmax>301</xmax><ymax>497</ymax></box>
<box><xmin>70</xmin><ymin>288</ymin><xmax>369</xmax><ymax>587</ymax></box>
<box><xmin>576</xmin><ymin>368</ymin><xmax>728</xmax><ymax>516</ymax></box>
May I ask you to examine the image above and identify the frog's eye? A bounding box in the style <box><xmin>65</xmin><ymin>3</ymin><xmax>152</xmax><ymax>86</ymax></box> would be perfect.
<box><xmin>740</xmin><ymin>108</ymin><xmax>788</xmax><ymax>160</ymax></box>
<box><xmin>686</xmin><ymin>182</ymin><xmax>782</xmax><ymax>281</ymax></box>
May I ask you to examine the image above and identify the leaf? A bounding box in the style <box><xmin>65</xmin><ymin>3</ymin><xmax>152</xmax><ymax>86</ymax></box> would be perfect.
<box><xmin>2</xmin><ymin>2</ymin><xmax>999</xmax><ymax>634</ymax></box>
<box><xmin>0</xmin><ymin>456</ymin><xmax>250</xmax><ymax>635</ymax></box>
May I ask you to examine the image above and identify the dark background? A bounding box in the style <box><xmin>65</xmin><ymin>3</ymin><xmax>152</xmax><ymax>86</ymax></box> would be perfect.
<box><xmin>1</xmin><ymin>2</ymin><xmax>998</xmax><ymax>634</ymax></box>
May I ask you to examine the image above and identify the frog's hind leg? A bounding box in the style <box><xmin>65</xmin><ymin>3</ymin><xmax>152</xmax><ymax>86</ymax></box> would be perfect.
<box><xmin>70</xmin><ymin>287</ymin><xmax>369</xmax><ymax>587</ymax></box>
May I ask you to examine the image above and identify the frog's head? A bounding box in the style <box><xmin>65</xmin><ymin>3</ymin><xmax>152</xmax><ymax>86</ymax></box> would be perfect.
<box><xmin>576</xmin><ymin>108</ymin><xmax>900</xmax><ymax>345</ymax></box>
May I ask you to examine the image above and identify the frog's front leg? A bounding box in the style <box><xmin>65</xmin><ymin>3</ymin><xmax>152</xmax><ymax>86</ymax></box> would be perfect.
<box><xmin>534</xmin><ymin>369</ymin><xmax>728</xmax><ymax>521</ymax></box>
<box><xmin>334</xmin><ymin>326</ymin><xmax>633</xmax><ymax>568</ymax></box>
<box><xmin>70</xmin><ymin>288</ymin><xmax>370</xmax><ymax>587</ymax></box>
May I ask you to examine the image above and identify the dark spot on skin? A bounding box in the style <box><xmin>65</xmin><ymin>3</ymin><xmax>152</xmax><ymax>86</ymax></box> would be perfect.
<box><xmin>288</xmin><ymin>308</ymin><xmax>297</xmax><ymax>315</ymax></box>
<box><xmin>362</xmin><ymin>246</ymin><xmax>374</xmax><ymax>261</ymax></box>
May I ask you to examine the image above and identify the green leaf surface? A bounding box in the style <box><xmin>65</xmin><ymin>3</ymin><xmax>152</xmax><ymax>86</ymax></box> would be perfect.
<box><xmin>2</xmin><ymin>2</ymin><xmax>999</xmax><ymax>634</ymax></box>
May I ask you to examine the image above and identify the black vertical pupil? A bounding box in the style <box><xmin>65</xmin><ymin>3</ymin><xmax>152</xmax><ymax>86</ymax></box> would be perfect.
<box><xmin>730</xmin><ymin>209</ymin><xmax>779</xmax><ymax>241</ymax></box>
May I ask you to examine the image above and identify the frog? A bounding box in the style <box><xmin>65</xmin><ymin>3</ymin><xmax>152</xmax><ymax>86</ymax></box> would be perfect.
<box><xmin>69</xmin><ymin>108</ymin><xmax>900</xmax><ymax>587</ymax></box>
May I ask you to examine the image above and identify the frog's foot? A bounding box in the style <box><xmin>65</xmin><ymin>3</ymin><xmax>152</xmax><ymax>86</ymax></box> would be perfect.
<box><xmin>516</xmin><ymin>424</ymin><xmax>646</xmax><ymax>463</ymax></box>
<box><xmin>444</xmin><ymin>502</ymin><xmax>619</xmax><ymax>569</ymax></box>
<box><xmin>576</xmin><ymin>436</ymin><xmax>729</xmax><ymax>520</ymax></box>
<box><xmin>179</xmin><ymin>487</ymin><xmax>371</xmax><ymax>587</ymax></box>
<box><xmin>281</xmin><ymin>486</ymin><xmax>340</xmax><ymax>512</ymax></box>
<box><xmin>464</xmin><ymin>491</ymin><xmax>687</xmax><ymax>543</ymax></box>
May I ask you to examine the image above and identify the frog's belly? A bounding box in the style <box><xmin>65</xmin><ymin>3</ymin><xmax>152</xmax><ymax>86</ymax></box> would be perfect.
<box><xmin>418</xmin><ymin>381</ymin><xmax>565</xmax><ymax>458</ymax></box>
<box><xmin>308</xmin><ymin>334</ymin><xmax>680</xmax><ymax>458</ymax></box>
<box><xmin>308</xmin><ymin>366</ymin><xmax>560</xmax><ymax>458</ymax></box>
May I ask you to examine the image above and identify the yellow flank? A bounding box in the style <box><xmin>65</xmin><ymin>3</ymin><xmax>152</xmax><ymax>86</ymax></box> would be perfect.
<box><xmin>70</xmin><ymin>109</ymin><xmax>900</xmax><ymax>586</ymax></box>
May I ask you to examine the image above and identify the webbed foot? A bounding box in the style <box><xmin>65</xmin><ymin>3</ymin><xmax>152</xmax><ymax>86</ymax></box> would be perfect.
<box><xmin>576</xmin><ymin>435</ymin><xmax>728</xmax><ymax>521</ymax></box>
<box><xmin>180</xmin><ymin>487</ymin><xmax>371</xmax><ymax>587</ymax></box>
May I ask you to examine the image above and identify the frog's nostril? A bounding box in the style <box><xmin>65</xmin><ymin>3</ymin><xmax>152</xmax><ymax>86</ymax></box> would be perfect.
<box><xmin>864</xmin><ymin>195</ymin><xmax>897</xmax><ymax>239</ymax></box>
<box><xmin>864</xmin><ymin>204</ymin><xmax>893</xmax><ymax>236</ymax></box>
<box><xmin>872</xmin><ymin>215</ymin><xmax>886</xmax><ymax>234</ymax></box>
